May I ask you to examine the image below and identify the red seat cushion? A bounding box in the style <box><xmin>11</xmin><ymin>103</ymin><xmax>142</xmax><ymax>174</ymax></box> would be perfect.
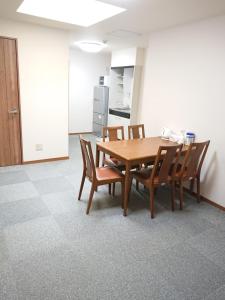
<box><xmin>96</xmin><ymin>167</ymin><xmax>124</xmax><ymax>182</ymax></box>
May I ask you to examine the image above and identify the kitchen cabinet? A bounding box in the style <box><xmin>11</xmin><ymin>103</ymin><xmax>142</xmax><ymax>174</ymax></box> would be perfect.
<box><xmin>111</xmin><ymin>47</ymin><xmax>144</xmax><ymax>68</ymax></box>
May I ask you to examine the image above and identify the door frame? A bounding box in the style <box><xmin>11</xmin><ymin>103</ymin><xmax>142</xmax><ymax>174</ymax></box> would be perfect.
<box><xmin>0</xmin><ymin>36</ymin><xmax>23</xmax><ymax>165</ymax></box>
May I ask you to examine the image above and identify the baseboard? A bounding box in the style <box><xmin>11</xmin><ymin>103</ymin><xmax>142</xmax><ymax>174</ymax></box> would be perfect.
<box><xmin>201</xmin><ymin>196</ymin><xmax>225</xmax><ymax>212</ymax></box>
<box><xmin>23</xmin><ymin>156</ymin><xmax>69</xmax><ymax>165</ymax></box>
<box><xmin>69</xmin><ymin>132</ymin><xmax>93</xmax><ymax>135</ymax></box>
<box><xmin>184</xmin><ymin>187</ymin><xmax>225</xmax><ymax>212</ymax></box>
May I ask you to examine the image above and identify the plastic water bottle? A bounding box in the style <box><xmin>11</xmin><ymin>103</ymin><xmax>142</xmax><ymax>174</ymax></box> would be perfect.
<box><xmin>185</xmin><ymin>132</ymin><xmax>195</xmax><ymax>145</ymax></box>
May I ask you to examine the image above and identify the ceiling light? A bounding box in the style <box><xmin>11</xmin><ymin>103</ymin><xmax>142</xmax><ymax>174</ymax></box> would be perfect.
<box><xmin>17</xmin><ymin>0</ymin><xmax>126</xmax><ymax>27</ymax></box>
<box><xmin>75</xmin><ymin>41</ymin><xmax>107</xmax><ymax>53</ymax></box>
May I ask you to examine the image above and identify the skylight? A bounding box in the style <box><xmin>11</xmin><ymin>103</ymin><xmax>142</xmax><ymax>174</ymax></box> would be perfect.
<box><xmin>17</xmin><ymin>0</ymin><xmax>126</xmax><ymax>27</ymax></box>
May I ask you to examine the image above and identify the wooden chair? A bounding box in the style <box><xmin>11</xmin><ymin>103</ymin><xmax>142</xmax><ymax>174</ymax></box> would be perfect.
<box><xmin>174</xmin><ymin>141</ymin><xmax>210</xmax><ymax>209</ymax></box>
<box><xmin>102</xmin><ymin>126</ymin><xmax>125</xmax><ymax>170</ymax></box>
<box><xmin>128</xmin><ymin>124</ymin><xmax>154</xmax><ymax>191</ymax></box>
<box><xmin>78</xmin><ymin>136</ymin><xmax>124</xmax><ymax>215</ymax></box>
<box><xmin>130</xmin><ymin>144</ymin><xmax>183</xmax><ymax>218</ymax></box>
<box><xmin>128</xmin><ymin>124</ymin><xmax>145</xmax><ymax>190</ymax></box>
<box><xmin>102</xmin><ymin>126</ymin><xmax>125</xmax><ymax>142</ymax></box>
<box><xmin>102</xmin><ymin>126</ymin><xmax>126</xmax><ymax>196</ymax></box>
<box><xmin>128</xmin><ymin>124</ymin><xmax>145</xmax><ymax>139</ymax></box>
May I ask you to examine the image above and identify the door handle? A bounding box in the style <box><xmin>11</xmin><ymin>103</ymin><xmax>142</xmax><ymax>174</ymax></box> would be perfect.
<box><xmin>8</xmin><ymin>108</ymin><xmax>19</xmax><ymax>114</ymax></box>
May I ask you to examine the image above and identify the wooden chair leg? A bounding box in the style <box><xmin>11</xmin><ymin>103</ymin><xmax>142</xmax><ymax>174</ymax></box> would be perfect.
<box><xmin>102</xmin><ymin>153</ymin><xmax>105</xmax><ymax>167</ymax></box>
<box><xmin>179</xmin><ymin>181</ymin><xmax>184</xmax><ymax>210</ymax></box>
<box><xmin>86</xmin><ymin>185</ymin><xmax>95</xmax><ymax>215</ymax></box>
<box><xmin>135</xmin><ymin>166</ymin><xmax>141</xmax><ymax>191</ymax></box>
<box><xmin>197</xmin><ymin>177</ymin><xmax>201</xmax><ymax>203</ymax></box>
<box><xmin>150</xmin><ymin>187</ymin><xmax>155</xmax><ymax>219</ymax></box>
<box><xmin>112</xmin><ymin>183</ymin><xmax>115</xmax><ymax>196</ymax></box>
<box><xmin>108</xmin><ymin>184</ymin><xmax>111</xmax><ymax>195</ymax></box>
<box><xmin>78</xmin><ymin>172</ymin><xmax>85</xmax><ymax>200</ymax></box>
<box><xmin>171</xmin><ymin>181</ymin><xmax>175</xmax><ymax>211</ymax></box>
<box><xmin>136</xmin><ymin>180</ymin><xmax>139</xmax><ymax>191</ymax></box>
<box><xmin>189</xmin><ymin>178</ymin><xmax>194</xmax><ymax>193</ymax></box>
<box><xmin>121</xmin><ymin>182</ymin><xmax>125</xmax><ymax>209</ymax></box>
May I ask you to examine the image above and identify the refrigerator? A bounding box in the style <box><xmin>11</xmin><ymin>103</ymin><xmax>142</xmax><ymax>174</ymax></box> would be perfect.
<box><xmin>92</xmin><ymin>86</ymin><xmax>109</xmax><ymax>137</ymax></box>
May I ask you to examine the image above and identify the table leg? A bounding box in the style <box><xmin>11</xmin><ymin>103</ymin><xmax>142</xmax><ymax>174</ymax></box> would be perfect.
<box><xmin>123</xmin><ymin>162</ymin><xmax>131</xmax><ymax>217</ymax></box>
<box><xmin>96</xmin><ymin>146</ymin><xmax>100</xmax><ymax>167</ymax></box>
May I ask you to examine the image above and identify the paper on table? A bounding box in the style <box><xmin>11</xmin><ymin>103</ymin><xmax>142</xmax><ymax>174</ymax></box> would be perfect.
<box><xmin>161</xmin><ymin>127</ymin><xmax>186</xmax><ymax>144</ymax></box>
<box><xmin>161</xmin><ymin>127</ymin><xmax>172</xmax><ymax>140</ymax></box>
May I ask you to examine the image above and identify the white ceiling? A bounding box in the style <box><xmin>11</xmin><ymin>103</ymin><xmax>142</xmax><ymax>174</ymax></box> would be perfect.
<box><xmin>1</xmin><ymin>0</ymin><xmax>225</xmax><ymax>51</ymax></box>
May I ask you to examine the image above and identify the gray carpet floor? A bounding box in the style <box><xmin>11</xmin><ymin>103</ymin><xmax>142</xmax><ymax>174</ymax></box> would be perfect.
<box><xmin>0</xmin><ymin>134</ymin><xmax>225</xmax><ymax>300</ymax></box>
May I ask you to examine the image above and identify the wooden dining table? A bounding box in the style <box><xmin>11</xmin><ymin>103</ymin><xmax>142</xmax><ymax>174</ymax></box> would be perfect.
<box><xmin>96</xmin><ymin>136</ymin><xmax>187</xmax><ymax>216</ymax></box>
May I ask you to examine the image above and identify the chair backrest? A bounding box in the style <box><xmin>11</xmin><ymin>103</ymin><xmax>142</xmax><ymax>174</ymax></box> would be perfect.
<box><xmin>180</xmin><ymin>141</ymin><xmax>210</xmax><ymax>180</ymax></box>
<box><xmin>79</xmin><ymin>136</ymin><xmax>96</xmax><ymax>181</ymax></box>
<box><xmin>150</xmin><ymin>144</ymin><xmax>183</xmax><ymax>185</ymax></box>
<box><xmin>102</xmin><ymin>126</ymin><xmax>125</xmax><ymax>142</ymax></box>
<box><xmin>128</xmin><ymin>124</ymin><xmax>145</xmax><ymax>139</ymax></box>
<box><xmin>197</xmin><ymin>140</ymin><xmax>210</xmax><ymax>177</ymax></box>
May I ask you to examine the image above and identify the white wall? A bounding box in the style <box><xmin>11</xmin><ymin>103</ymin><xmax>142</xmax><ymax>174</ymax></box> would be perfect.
<box><xmin>139</xmin><ymin>15</ymin><xmax>225</xmax><ymax>207</ymax></box>
<box><xmin>69</xmin><ymin>48</ymin><xmax>111</xmax><ymax>133</ymax></box>
<box><xmin>0</xmin><ymin>18</ymin><xmax>69</xmax><ymax>162</ymax></box>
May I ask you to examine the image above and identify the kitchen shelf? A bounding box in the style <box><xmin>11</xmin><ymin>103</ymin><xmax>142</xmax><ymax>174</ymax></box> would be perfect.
<box><xmin>108</xmin><ymin>48</ymin><xmax>144</xmax><ymax>128</ymax></box>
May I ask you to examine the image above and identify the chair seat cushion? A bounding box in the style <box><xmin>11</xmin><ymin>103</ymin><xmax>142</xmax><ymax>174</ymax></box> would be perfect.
<box><xmin>96</xmin><ymin>167</ymin><xmax>124</xmax><ymax>182</ymax></box>
<box><xmin>132</xmin><ymin>167</ymin><xmax>172</xmax><ymax>186</ymax></box>
<box><xmin>133</xmin><ymin>167</ymin><xmax>152</xmax><ymax>179</ymax></box>
<box><xmin>104</xmin><ymin>157</ymin><xmax>125</xmax><ymax>171</ymax></box>
<box><xmin>104</xmin><ymin>157</ymin><xmax>141</xmax><ymax>171</ymax></box>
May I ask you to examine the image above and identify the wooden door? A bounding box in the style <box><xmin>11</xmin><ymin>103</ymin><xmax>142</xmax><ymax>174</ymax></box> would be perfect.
<box><xmin>0</xmin><ymin>37</ymin><xmax>22</xmax><ymax>166</ymax></box>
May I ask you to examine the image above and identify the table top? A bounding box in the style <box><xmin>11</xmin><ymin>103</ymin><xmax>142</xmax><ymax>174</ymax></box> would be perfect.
<box><xmin>97</xmin><ymin>136</ymin><xmax>186</xmax><ymax>162</ymax></box>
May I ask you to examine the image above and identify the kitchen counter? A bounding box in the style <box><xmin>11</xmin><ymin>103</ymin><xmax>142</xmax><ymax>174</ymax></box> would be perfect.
<box><xmin>109</xmin><ymin>108</ymin><xmax>130</xmax><ymax>119</ymax></box>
